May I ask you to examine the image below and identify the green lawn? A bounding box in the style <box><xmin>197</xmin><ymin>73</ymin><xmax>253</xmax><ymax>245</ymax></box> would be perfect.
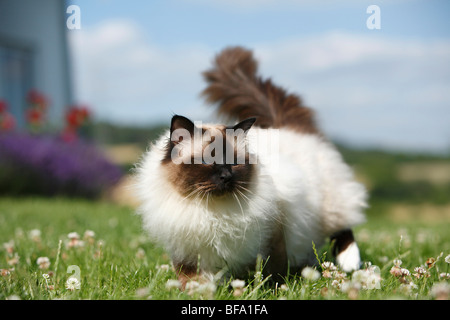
<box><xmin>0</xmin><ymin>197</ymin><xmax>449</xmax><ymax>300</ymax></box>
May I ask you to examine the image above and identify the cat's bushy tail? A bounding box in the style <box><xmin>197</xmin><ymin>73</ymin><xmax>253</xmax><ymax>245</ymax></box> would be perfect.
<box><xmin>202</xmin><ymin>46</ymin><xmax>318</xmax><ymax>133</ymax></box>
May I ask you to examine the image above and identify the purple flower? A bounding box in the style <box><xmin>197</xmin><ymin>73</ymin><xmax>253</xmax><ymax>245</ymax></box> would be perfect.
<box><xmin>0</xmin><ymin>132</ymin><xmax>123</xmax><ymax>197</ymax></box>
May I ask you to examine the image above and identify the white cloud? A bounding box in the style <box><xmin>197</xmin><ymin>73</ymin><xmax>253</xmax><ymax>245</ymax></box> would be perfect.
<box><xmin>253</xmin><ymin>32</ymin><xmax>450</xmax><ymax>152</ymax></box>
<box><xmin>69</xmin><ymin>19</ymin><xmax>214</xmax><ymax>123</ymax></box>
<box><xmin>68</xmin><ymin>20</ymin><xmax>450</xmax><ymax>152</ymax></box>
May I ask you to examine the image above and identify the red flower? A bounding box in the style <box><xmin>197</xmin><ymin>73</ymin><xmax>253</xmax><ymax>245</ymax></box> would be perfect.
<box><xmin>79</xmin><ymin>106</ymin><xmax>90</xmax><ymax>120</ymax></box>
<box><xmin>26</xmin><ymin>108</ymin><xmax>44</xmax><ymax>125</ymax></box>
<box><xmin>66</xmin><ymin>110</ymin><xmax>80</xmax><ymax>127</ymax></box>
<box><xmin>0</xmin><ymin>113</ymin><xmax>16</xmax><ymax>131</ymax></box>
<box><xmin>61</xmin><ymin>105</ymin><xmax>91</xmax><ymax>143</ymax></box>
<box><xmin>0</xmin><ymin>100</ymin><xmax>7</xmax><ymax>114</ymax></box>
<box><xmin>27</xmin><ymin>89</ymin><xmax>48</xmax><ymax>110</ymax></box>
<box><xmin>65</xmin><ymin>106</ymin><xmax>90</xmax><ymax>129</ymax></box>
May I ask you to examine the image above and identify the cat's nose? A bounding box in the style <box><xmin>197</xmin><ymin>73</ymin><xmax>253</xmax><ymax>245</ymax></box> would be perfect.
<box><xmin>219</xmin><ymin>170</ymin><xmax>232</xmax><ymax>183</ymax></box>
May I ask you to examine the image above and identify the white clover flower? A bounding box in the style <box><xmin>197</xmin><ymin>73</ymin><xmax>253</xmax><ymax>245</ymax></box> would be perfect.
<box><xmin>366</xmin><ymin>273</ymin><xmax>381</xmax><ymax>290</ymax></box>
<box><xmin>322</xmin><ymin>269</ymin><xmax>332</xmax><ymax>278</ymax></box>
<box><xmin>6</xmin><ymin>253</ymin><xmax>19</xmax><ymax>266</ymax></box>
<box><xmin>340</xmin><ymin>279</ymin><xmax>361</xmax><ymax>293</ymax></box>
<box><xmin>279</xmin><ymin>284</ymin><xmax>289</xmax><ymax>291</ymax></box>
<box><xmin>157</xmin><ymin>264</ymin><xmax>170</xmax><ymax>272</ymax></box>
<box><xmin>352</xmin><ymin>270</ymin><xmax>369</xmax><ymax>284</ymax></box>
<box><xmin>28</xmin><ymin>229</ymin><xmax>41</xmax><ymax>241</ymax></box>
<box><xmin>83</xmin><ymin>230</ymin><xmax>95</xmax><ymax>239</ymax></box>
<box><xmin>426</xmin><ymin>257</ymin><xmax>436</xmax><ymax>268</ymax></box>
<box><xmin>321</xmin><ymin>261</ymin><xmax>336</xmax><ymax>271</ymax></box>
<box><xmin>301</xmin><ymin>267</ymin><xmax>320</xmax><ymax>281</ymax></box>
<box><xmin>3</xmin><ymin>240</ymin><xmax>14</xmax><ymax>254</ymax></box>
<box><xmin>231</xmin><ymin>279</ymin><xmax>246</xmax><ymax>297</ymax></box>
<box><xmin>83</xmin><ymin>230</ymin><xmax>96</xmax><ymax>244</ymax></box>
<box><xmin>197</xmin><ymin>282</ymin><xmax>217</xmax><ymax>298</ymax></box>
<box><xmin>430</xmin><ymin>282</ymin><xmax>450</xmax><ymax>300</ymax></box>
<box><xmin>36</xmin><ymin>257</ymin><xmax>51</xmax><ymax>269</ymax></box>
<box><xmin>254</xmin><ymin>271</ymin><xmax>263</xmax><ymax>283</ymax></box>
<box><xmin>66</xmin><ymin>232</ymin><xmax>84</xmax><ymax>248</ymax></box>
<box><xmin>401</xmin><ymin>268</ymin><xmax>411</xmax><ymax>276</ymax></box>
<box><xmin>333</xmin><ymin>271</ymin><xmax>347</xmax><ymax>280</ymax></box>
<box><xmin>413</xmin><ymin>266</ymin><xmax>428</xmax><ymax>278</ymax></box>
<box><xmin>445</xmin><ymin>254</ymin><xmax>450</xmax><ymax>264</ymax></box>
<box><xmin>135</xmin><ymin>287</ymin><xmax>150</xmax><ymax>298</ymax></box>
<box><xmin>393</xmin><ymin>259</ymin><xmax>402</xmax><ymax>267</ymax></box>
<box><xmin>185</xmin><ymin>280</ymin><xmax>200</xmax><ymax>295</ymax></box>
<box><xmin>67</xmin><ymin>232</ymin><xmax>80</xmax><ymax>240</ymax></box>
<box><xmin>390</xmin><ymin>266</ymin><xmax>402</xmax><ymax>277</ymax></box>
<box><xmin>165</xmin><ymin>279</ymin><xmax>182</xmax><ymax>290</ymax></box>
<box><xmin>135</xmin><ymin>248</ymin><xmax>146</xmax><ymax>259</ymax></box>
<box><xmin>331</xmin><ymin>279</ymin><xmax>340</xmax><ymax>288</ymax></box>
<box><xmin>1</xmin><ymin>269</ymin><xmax>11</xmax><ymax>276</ymax></box>
<box><xmin>398</xmin><ymin>282</ymin><xmax>417</xmax><ymax>295</ymax></box>
<box><xmin>439</xmin><ymin>273</ymin><xmax>450</xmax><ymax>279</ymax></box>
<box><xmin>352</xmin><ymin>266</ymin><xmax>381</xmax><ymax>290</ymax></box>
<box><xmin>331</xmin><ymin>279</ymin><xmax>344</xmax><ymax>290</ymax></box>
<box><xmin>231</xmin><ymin>279</ymin><xmax>246</xmax><ymax>290</ymax></box>
<box><xmin>65</xmin><ymin>277</ymin><xmax>81</xmax><ymax>291</ymax></box>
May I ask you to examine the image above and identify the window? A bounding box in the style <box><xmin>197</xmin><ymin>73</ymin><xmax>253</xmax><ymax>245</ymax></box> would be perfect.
<box><xmin>0</xmin><ymin>42</ymin><xmax>34</xmax><ymax>128</ymax></box>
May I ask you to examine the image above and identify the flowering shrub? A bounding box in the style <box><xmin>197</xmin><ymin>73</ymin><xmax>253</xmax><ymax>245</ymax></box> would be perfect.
<box><xmin>0</xmin><ymin>90</ymin><xmax>123</xmax><ymax>198</ymax></box>
<box><xmin>0</xmin><ymin>100</ymin><xmax>16</xmax><ymax>132</ymax></box>
<box><xmin>62</xmin><ymin>105</ymin><xmax>91</xmax><ymax>143</ymax></box>
<box><xmin>0</xmin><ymin>132</ymin><xmax>123</xmax><ymax>198</ymax></box>
<box><xmin>25</xmin><ymin>90</ymin><xmax>49</xmax><ymax>131</ymax></box>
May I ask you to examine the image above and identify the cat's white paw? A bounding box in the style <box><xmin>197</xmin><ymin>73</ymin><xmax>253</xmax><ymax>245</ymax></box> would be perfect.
<box><xmin>336</xmin><ymin>242</ymin><xmax>361</xmax><ymax>273</ymax></box>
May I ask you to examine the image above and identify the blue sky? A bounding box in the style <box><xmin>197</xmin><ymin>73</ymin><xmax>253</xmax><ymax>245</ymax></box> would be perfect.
<box><xmin>75</xmin><ymin>0</ymin><xmax>450</xmax><ymax>42</ymax></box>
<box><xmin>67</xmin><ymin>0</ymin><xmax>450</xmax><ymax>152</ymax></box>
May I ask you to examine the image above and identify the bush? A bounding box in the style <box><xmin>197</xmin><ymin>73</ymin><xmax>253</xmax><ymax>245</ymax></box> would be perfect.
<box><xmin>0</xmin><ymin>132</ymin><xmax>123</xmax><ymax>198</ymax></box>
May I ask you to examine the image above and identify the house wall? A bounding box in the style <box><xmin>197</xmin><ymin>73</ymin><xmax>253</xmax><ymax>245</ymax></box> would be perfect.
<box><xmin>0</xmin><ymin>0</ymin><xmax>72</xmax><ymax>128</ymax></box>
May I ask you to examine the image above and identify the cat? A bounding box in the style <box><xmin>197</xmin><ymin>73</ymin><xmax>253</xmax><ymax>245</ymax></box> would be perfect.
<box><xmin>134</xmin><ymin>47</ymin><xmax>367</xmax><ymax>288</ymax></box>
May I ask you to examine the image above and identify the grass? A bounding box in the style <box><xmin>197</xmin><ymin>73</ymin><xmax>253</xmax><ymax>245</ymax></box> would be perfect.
<box><xmin>1</xmin><ymin>197</ymin><xmax>449</xmax><ymax>300</ymax></box>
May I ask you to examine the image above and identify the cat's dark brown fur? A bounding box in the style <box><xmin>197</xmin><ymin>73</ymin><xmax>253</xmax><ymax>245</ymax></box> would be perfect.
<box><xmin>202</xmin><ymin>46</ymin><xmax>319</xmax><ymax>134</ymax></box>
<box><xmin>161</xmin><ymin>115</ymin><xmax>256</xmax><ymax>198</ymax></box>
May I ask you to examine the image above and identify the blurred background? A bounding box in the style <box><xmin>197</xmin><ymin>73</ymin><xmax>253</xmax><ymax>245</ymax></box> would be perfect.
<box><xmin>0</xmin><ymin>0</ymin><xmax>449</xmax><ymax>220</ymax></box>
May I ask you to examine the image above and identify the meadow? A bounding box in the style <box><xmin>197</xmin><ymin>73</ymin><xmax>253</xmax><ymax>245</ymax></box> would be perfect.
<box><xmin>0</xmin><ymin>195</ymin><xmax>449</xmax><ymax>301</ymax></box>
<box><xmin>1</xmin><ymin>124</ymin><xmax>449</xmax><ymax>301</ymax></box>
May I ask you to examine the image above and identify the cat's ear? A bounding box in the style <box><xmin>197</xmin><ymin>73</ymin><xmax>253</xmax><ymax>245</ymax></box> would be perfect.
<box><xmin>170</xmin><ymin>115</ymin><xmax>195</xmax><ymax>144</ymax></box>
<box><xmin>232</xmin><ymin>117</ymin><xmax>256</xmax><ymax>133</ymax></box>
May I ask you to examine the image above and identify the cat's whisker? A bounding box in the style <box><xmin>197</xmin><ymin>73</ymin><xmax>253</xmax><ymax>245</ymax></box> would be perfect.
<box><xmin>236</xmin><ymin>184</ymin><xmax>254</xmax><ymax>196</ymax></box>
<box><xmin>192</xmin><ymin>182</ymin><xmax>211</xmax><ymax>187</ymax></box>
<box><xmin>232</xmin><ymin>191</ymin><xmax>249</xmax><ymax>240</ymax></box>
<box><xmin>235</xmin><ymin>188</ymin><xmax>251</xmax><ymax>204</ymax></box>
<box><xmin>181</xmin><ymin>188</ymin><xmax>202</xmax><ymax>202</ymax></box>
<box><xmin>181</xmin><ymin>183</ymin><xmax>215</xmax><ymax>203</ymax></box>
<box><xmin>199</xmin><ymin>189</ymin><xmax>209</xmax><ymax>204</ymax></box>
<box><xmin>234</xmin><ymin>181</ymin><xmax>258</xmax><ymax>185</ymax></box>
<box><xmin>205</xmin><ymin>192</ymin><xmax>211</xmax><ymax>213</ymax></box>
<box><xmin>232</xmin><ymin>192</ymin><xmax>244</xmax><ymax>214</ymax></box>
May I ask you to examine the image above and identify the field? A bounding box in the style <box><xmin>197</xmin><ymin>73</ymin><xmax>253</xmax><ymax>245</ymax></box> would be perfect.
<box><xmin>0</xmin><ymin>196</ymin><xmax>449</xmax><ymax>301</ymax></box>
<box><xmin>1</xmin><ymin>126</ymin><xmax>449</xmax><ymax>301</ymax></box>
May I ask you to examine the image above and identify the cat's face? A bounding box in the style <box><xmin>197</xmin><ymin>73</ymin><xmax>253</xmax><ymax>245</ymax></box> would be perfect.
<box><xmin>162</xmin><ymin>115</ymin><xmax>256</xmax><ymax>199</ymax></box>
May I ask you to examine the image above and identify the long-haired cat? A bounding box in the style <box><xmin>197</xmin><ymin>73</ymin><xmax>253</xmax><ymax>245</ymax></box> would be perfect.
<box><xmin>134</xmin><ymin>47</ymin><xmax>367</xmax><ymax>287</ymax></box>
